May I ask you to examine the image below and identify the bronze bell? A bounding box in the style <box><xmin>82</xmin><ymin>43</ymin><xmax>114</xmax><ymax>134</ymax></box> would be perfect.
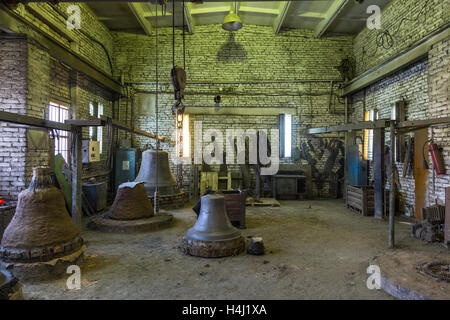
<box><xmin>0</xmin><ymin>167</ymin><xmax>84</xmax><ymax>263</ymax></box>
<box><xmin>135</xmin><ymin>149</ymin><xmax>179</xmax><ymax>197</ymax></box>
<box><xmin>180</xmin><ymin>194</ymin><xmax>245</xmax><ymax>258</ymax></box>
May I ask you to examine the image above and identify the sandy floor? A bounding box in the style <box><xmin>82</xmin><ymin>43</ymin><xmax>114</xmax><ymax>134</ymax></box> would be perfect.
<box><xmin>21</xmin><ymin>199</ymin><xmax>447</xmax><ymax>300</ymax></box>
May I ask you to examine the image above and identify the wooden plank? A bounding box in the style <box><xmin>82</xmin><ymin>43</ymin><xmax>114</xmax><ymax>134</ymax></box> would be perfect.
<box><xmin>305</xmin><ymin>116</ymin><xmax>450</xmax><ymax>136</ymax></box>
<box><xmin>246</xmin><ymin>198</ymin><xmax>280</xmax><ymax>207</ymax></box>
<box><xmin>397</xmin><ymin>117</ymin><xmax>450</xmax><ymax>129</ymax></box>
<box><xmin>0</xmin><ymin>110</ymin><xmax>72</xmax><ymax>131</ymax></box>
<box><xmin>100</xmin><ymin>116</ymin><xmax>173</xmax><ymax>144</ymax></box>
<box><xmin>65</xmin><ymin>119</ymin><xmax>105</xmax><ymax>127</ymax></box>
<box><xmin>305</xmin><ymin>120</ymin><xmax>390</xmax><ymax>134</ymax></box>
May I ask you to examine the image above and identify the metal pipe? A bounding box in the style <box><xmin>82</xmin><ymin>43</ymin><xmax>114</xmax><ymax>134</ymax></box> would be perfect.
<box><xmin>126</xmin><ymin>80</ymin><xmax>343</xmax><ymax>86</ymax></box>
<box><xmin>389</xmin><ymin>120</ymin><xmax>396</xmax><ymax>248</ymax></box>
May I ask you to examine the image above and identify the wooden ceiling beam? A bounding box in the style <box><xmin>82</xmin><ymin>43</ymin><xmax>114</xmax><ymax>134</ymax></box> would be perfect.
<box><xmin>184</xmin><ymin>2</ymin><xmax>195</xmax><ymax>34</ymax></box>
<box><xmin>314</xmin><ymin>0</ymin><xmax>351</xmax><ymax>38</ymax></box>
<box><xmin>128</xmin><ymin>2</ymin><xmax>153</xmax><ymax>36</ymax></box>
<box><xmin>273</xmin><ymin>1</ymin><xmax>292</xmax><ymax>35</ymax></box>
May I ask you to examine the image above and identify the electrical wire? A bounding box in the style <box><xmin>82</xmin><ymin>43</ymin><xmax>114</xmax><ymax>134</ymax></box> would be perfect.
<box><xmin>361</xmin><ymin>0</ymin><xmax>432</xmax><ymax>69</ymax></box>
<box><xmin>48</xmin><ymin>3</ymin><xmax>114</xmax><ymax>75</ymax></box>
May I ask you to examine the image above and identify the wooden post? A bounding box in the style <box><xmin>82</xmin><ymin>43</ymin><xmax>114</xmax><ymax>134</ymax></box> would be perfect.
<box><xmin>373</xmin><ymin>128</ymin><xmax>385</xmax><ymax>218</ymax></box>
<box><xmin>48</xmin><ymin>135</ymin><xmax>55</xmax><ymax>173</ymax></box>
<box><xmin>70</xmin><ymin>69</ymin><xmax>82</xmax><ymax>227</ymax></box>
<box><xmin>389</xmin><ymin>121</ymin><xmax>396</xmax><ymax>248</ymax></box>
<box><xmin>71</xmin><ymin>127</ymin><xmax>82</xmax><ymax>227</ymax></box>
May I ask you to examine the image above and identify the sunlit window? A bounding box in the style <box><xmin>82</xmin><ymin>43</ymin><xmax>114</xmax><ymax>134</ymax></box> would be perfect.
<box><xmin>49</xmin><ymin>102</ymin><xmax>69</xmax><ymax>162</ymax></box>
<box><xmin>363</xmin><ymin>109</ymin><xmax>378</xmax><ymax>161</ymax></box>
<box><xmin>279</xmin><ymin>113</ymin><xmax>292</xmax><ymax>158</ymax></box>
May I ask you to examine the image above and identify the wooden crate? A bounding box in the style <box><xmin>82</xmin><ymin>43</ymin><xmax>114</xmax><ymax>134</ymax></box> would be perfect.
<box><xmin>346</xmin><ymin>185</ymin><xmax>374</xmax><ymax>216</ymax></box>
<box><xmin>219</xmin><ymin>190</ymin><xmax>246</xmax><ymax>229</ymax></box>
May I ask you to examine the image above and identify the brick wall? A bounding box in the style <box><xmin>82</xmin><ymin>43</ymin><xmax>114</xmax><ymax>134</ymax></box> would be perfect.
<box><xmin>0</xmin><ymin>3</ymin><xmax>117</xmax><ymax>198</ymax></box>
<box><xmin>350</xmin><ymin>0</ymin><xmax>449</xmax><ymax>215</ymax></box>
<box><xmin>353</xmin><ymin>0</ymin><xmax>448</xmax><ymax>76</ymax></box>
<box><xmin>113</xmin><ymin>25</ymin><xmax>353</xmax><ymax>197</ymax></box>
<box><xmin>0</xmin><ymin>37</ymin><xmax>27</xmax><ymax>200</ymax></box>
<box><xmin>427</xmin><ymin>37</ymin><xmax>450</xmax><ymax>206</ymax></box>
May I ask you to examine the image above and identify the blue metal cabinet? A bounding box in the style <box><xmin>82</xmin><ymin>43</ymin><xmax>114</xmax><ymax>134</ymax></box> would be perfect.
<box><xmin>115</xmin><ymin>149</ymin><xmax>136</xmax><ymax>191</ymax></box>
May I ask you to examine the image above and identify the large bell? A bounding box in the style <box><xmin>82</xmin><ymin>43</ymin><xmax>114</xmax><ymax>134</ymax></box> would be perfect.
<box><xmin>0</xmin><ymin>167</ymin><xmax>84</xmax><ymax>263</ymax></box>
<box><xmin>180</xmin><ymin>194</ymin><xmax>245</xmax><ymax>258</ymax></box>
<box><xmin>135</xmin><ymin>149</ymin><xmax>179</xmax><ymax>197</ymax></box>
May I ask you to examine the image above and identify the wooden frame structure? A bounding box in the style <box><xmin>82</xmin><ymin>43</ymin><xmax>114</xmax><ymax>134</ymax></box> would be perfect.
<box><xmin>0</xmin><ymin>110</ymin><xmax>172</xmax><ymax>227</ymax></box>
<box><xmin>304</xmin><ymin>116</ymin><xmax>450</xmax><ymax>247</ymax></box>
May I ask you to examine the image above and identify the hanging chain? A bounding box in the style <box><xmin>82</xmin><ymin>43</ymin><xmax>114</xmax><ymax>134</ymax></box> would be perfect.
<box><xmin>183</xmin><ymin>0</ymin><xmax>186</xmax><ymax>70</ymax></box>
<box><xmin>154</xmin><ymin>3</ymin><xmax>160</xmax><ymax>214</ymax></box>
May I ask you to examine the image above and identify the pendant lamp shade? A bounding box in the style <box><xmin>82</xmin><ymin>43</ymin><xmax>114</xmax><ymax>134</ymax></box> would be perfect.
<box><xmin>222</xmin><ymin>8</ymin><xmax>242</xmax><ymax>31</ymax></box>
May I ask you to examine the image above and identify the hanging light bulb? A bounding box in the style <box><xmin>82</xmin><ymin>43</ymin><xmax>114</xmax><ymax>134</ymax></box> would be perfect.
<box><xmin>222</xmin><ymin>3</ymin><xmax>242</xmax><ymax>31</ymax></box>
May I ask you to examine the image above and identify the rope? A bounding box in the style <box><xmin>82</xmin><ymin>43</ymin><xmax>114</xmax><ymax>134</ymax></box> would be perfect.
<box><xmin>155</xmin><ymin>3</ymin><xmax>159</xmax><ymax>213</ymax></box>
<box><xmin>172</xmin><ymin>0</ymin><xmax>175</xmax><ymax>70</ymax></box>
<box><xmin>183</xmin><ymin>0</ymin><xmax>186</xmax><ymax>70</ymax></box>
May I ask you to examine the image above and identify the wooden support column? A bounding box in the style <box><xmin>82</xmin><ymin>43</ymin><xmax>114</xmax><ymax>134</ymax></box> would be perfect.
<box><xmin>388</xmin><ymin>121</ymin><xmax>396</xmax><ymax>248</ymax></box>
<box><xmin>373</xmin><ymin>128</ymin><xmax>385</xmax><ymax>219</ymax></box>
<box><xmin>48</xmin><ymin>135</ymin><xmax>55</xmax><ymax>173</ymax></box>
<box><xmin>70</xmin><ymin>69</ymin><xmax>82</xmax><ymax>227</ymax></box>
<box><xmin>71</xmin><ymin>126</ymin><xmax>82</xmax><ymax>227</ymax></box>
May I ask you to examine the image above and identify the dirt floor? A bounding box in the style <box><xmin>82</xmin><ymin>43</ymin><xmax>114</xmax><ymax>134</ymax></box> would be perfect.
<box><xmin>21</xmin><ymin>199</ymin><xmax>448</xmax><ymax>300</ymax></box>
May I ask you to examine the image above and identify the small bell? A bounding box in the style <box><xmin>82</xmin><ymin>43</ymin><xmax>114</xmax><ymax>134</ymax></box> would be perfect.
<box><xmin>180</xmin><ymin>194</ymin><xmax>245</xmax><ymax>258</ymax></box>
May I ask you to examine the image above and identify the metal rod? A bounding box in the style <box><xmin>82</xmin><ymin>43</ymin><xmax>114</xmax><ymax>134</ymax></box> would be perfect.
<box><xmin>126</xmin><ymin>80</ymin><xmax>343</xmax><ymax>85</ymax></box>
<box><xmin>389</xmin><ymin>120</ymin><xmax>396</xmax><ymax>248</ymax></box>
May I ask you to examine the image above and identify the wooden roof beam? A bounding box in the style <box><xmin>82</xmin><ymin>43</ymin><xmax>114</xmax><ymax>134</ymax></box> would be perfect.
<box><xmin>128</xmin><ymin>2</ymin><xmax>153</xmax><ymax>36</ymax></box>
<box><xmin>273</xmin><ymin>1</ymin><xmax>292</xmax><ymax>35</ymax></box>
<box><xmin>315</xmin><ymin>0</ymin><xmax>350</xmax><ymax>38</ymax></box>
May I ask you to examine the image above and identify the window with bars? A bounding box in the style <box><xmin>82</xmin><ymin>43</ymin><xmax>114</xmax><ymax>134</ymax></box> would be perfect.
<box><xmin>88</xmin><ymin>101</ymin><xmax>104</xmax><ymax>154</ymax></box>
<box><xmin>49</xmin><ymin>102</ymin><xmax>69</xmax><ymax>162</ymax></box>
